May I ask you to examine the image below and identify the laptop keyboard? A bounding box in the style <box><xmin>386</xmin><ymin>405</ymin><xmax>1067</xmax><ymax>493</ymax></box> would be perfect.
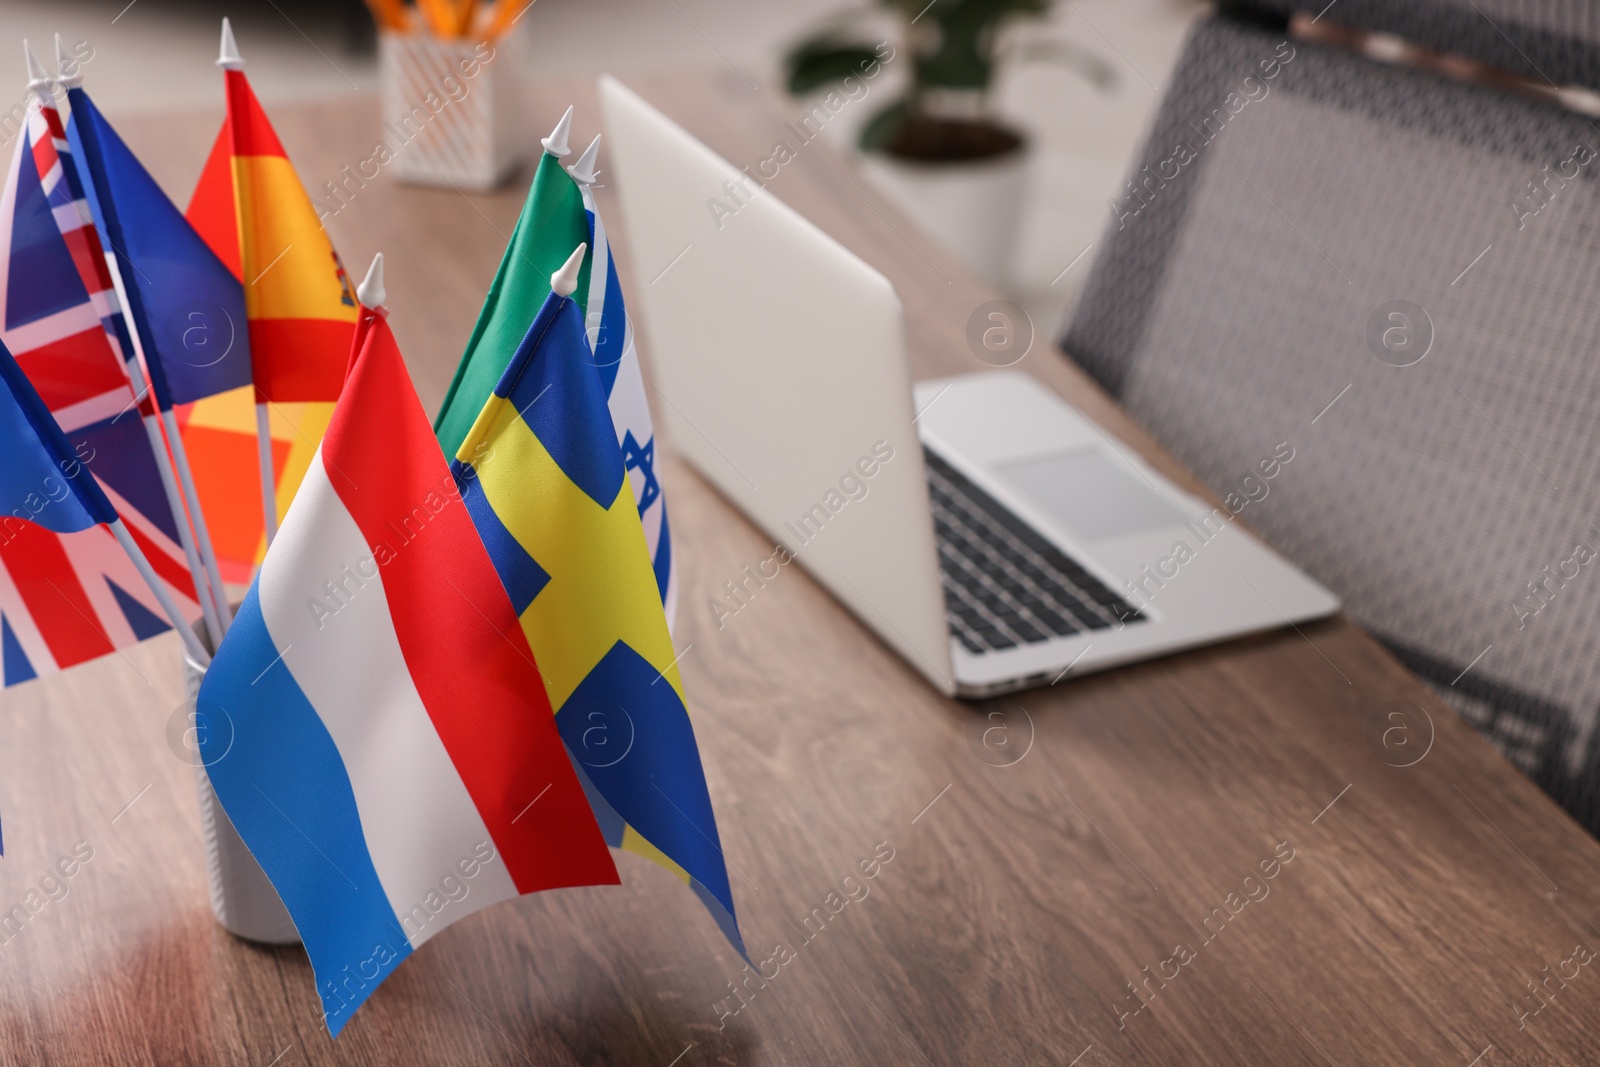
<box><xmin>924</xmin><ymin>449</ymin><xmax>1144</xmax><ymax>655</ymax></box>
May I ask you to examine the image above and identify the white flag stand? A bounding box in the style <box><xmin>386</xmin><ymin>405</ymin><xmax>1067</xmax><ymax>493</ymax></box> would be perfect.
<box><xmin>181</xmin><ymin>618</ymin><xmax>299</xmax><ymax>944</ymax></box>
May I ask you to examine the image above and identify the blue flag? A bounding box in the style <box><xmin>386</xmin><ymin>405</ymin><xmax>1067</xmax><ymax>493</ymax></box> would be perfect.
<box><xmin>64</xmin><ymin>87</ymin><xmax>250</xmax><ymax>408</ymax></box>
<box><xmin>449</xmin><ymin>285</ymin><xmax>746</xmax><ymax>959</ymax></box>
<box><xmin>0</xmin><ymin>335</ymin><xmax>115</xmax><ymax>534</ymax></box>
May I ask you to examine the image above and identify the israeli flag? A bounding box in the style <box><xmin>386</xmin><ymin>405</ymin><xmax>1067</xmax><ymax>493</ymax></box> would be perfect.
<box><xmin>581</xmin><ymin>185</ymin><xmax>677</xmax><ymax>628</ymax></box>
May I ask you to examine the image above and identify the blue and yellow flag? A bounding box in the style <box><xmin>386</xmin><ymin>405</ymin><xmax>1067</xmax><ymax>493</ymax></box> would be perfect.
<box><xmin>451</xmin><ymin>271</ymin><xmax>744</xmax><ymax>958</ymax></box>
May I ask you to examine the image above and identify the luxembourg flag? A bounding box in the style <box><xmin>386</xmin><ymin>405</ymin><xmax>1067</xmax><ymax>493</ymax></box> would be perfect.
<box><xmin>196</xmin><ymin>256</ymin><xmax>617</xmax><ymax>1035</ymax></box>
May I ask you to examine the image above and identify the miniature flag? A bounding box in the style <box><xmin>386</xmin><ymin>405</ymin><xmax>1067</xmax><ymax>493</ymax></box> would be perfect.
<box><xmin>188</xmin><ymin>45</ymin><xmax>356</xmax><ymax>399</ymax></box>
<box><xmin>451</xmin><ymin>252</ymin><xmax>745</xmax><ymax>958</ymax></box>
<box><xmin>182</xmin><ymin>20</ymin><xmax>355</xmax><ymax>579</ymax></box>
<box><xmin>0</xmin><ymin>325</ymin><xmax>208</xmax><ymax>851</ymax></box>
<box><xmin>435</xmin><ymin>115</ymin><xmax>590</xmax><ymax>458</ymax></box>
<box><xmin>570</xmin><ymin>135</ymin><xmax>677</xmax><ymax>623</ymax></box>
<box><xmin>0</xmin><ymin>335</ymin><xmax>117</xmax><ymax>530</ymax></box>
<box><xmin>0</xmin><ymin>322</ymin><xmax>205</xmax><ymax>668</ymax></box>
<box><xmin>435</xmin><ymin>116</ymin><xmax>677</xmax><ymax>623</ymax></box>
<box><xmin>196</xmin><ymin>262</ymin><xmax>617</xmax><ymax>1035</ymax></box>
<box><xmin>64</xmin><ymin>78</ymin><xmax>247</xmax><ymax>638</ymax></box>
<box><xmin>174</xmin><ymin>393</ymin><xmax>330</xmax><ymax>585</ymax></box>
<box><xmin>64</xmin><ymin>86</ymin><xmax>251</xmax><ymax>406</ymax></box>
<box><xmin>0</xmin><ymin>92</ymin><xmax>202</xmax><ymax>684</ymax></box>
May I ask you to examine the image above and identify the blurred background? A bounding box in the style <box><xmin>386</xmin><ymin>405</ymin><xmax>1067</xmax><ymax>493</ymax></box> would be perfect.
<box><xmin>0</xmin><ymin>0</ymin><xmax>1204</xmax><ymax>341</ymax></box>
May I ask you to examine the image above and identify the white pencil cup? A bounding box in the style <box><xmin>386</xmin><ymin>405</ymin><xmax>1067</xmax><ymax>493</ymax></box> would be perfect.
<box><xmin>182</xmin><ymin>621</ymin><xmax>301</xmax><ymax>945</ymax></box>
<box><xmin>377</xmin><ymin>30</ymin><xmax>532</xmax><ymax>191</ymax></box>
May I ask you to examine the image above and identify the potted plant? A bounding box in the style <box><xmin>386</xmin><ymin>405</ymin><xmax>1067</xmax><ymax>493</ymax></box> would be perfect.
<box><xmin>785</xmin><ymin>0</ymin><xmax>1113</xmax><ymax>284</ymax></box>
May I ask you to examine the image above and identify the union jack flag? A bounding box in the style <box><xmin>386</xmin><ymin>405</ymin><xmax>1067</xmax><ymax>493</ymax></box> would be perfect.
<box><xmin>0</xmin><ymin>93</ymin><xmax>200</xmax><ymax>685</ymax></box>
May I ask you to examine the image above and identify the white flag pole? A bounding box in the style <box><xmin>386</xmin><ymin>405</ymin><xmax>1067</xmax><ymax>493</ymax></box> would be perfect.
<box><xmin>105</xmin><ymin>266</ymin><xmax>234</xmax><ymax>638</ymax></box>
<box><xmin>255</xmin><ymin>402</ymin><xmax>278</xmax><ymax>547</ymax></box>
<box><xmin>161</xmin><ymin>407</ymin><xmax>234</xmax><ymax>630</ymax></box>
<box><xmin>135</xmin><ymin>379</ymin><xmax>225</xmax><ymax>644</ymax></box>
<box><xmin>97</xmin><ymin>245</ymin><xmax>233</xmax><ymax>643</ymax></box>
<box><xmin>216</xmin><ymin>22</ymin><xmax>279</xmax><ymax>553</ymax></box>
<box><xmin>108</xmin><ymin>518</ymin><xmax>209</xmax><ymax>667</ymax></box>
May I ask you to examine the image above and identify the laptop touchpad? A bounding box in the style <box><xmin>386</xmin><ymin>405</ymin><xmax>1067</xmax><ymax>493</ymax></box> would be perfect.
<box><xmin>995</xmin><ymin>448</ymin><xmax>1189</xmax><ymax>542</ymax></box>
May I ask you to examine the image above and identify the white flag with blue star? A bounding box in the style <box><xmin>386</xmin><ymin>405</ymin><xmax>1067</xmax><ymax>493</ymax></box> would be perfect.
<box><xmin>578</xmin><ymin>170</ymin><xmax>677</xmax><ymax>627</ymax></box>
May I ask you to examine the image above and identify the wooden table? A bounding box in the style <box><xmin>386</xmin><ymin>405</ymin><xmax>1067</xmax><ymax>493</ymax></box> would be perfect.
<box><xmin>4</xmin><ymin>70</ymin><xmax>1600</xmax><ymax>1066</ymax></box>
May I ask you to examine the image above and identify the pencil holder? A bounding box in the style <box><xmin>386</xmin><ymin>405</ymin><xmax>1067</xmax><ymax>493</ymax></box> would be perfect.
<box><xmin>182</xmin><ymin>619</ymin><xmax>301</xmax><ymax>945</ymax></box>
<box><xmin>378</xmin><ymin>30</ymin><xmax>531</xmax><ymax>191</ymax></box>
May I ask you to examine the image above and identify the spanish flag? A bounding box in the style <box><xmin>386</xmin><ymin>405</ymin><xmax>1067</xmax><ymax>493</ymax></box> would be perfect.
<box><xmin>179</xmin><ymin>19</ymin><xmax>357</xmax><ymax>582</ymax></box>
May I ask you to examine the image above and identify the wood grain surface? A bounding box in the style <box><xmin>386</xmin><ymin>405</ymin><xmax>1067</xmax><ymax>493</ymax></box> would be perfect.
<box><xmin>1</xmin><ymin>70</ymin><xmax>1598</xmax><ymax>1066</ymax></box>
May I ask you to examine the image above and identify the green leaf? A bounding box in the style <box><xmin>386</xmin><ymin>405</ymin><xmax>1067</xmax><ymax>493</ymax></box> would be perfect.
<box><xmin>912</xmin><ymin>0</ymin><xmax>1050</xmax><ymax>89</ymax></box>
<box><xmin>857</xmin><ymin>99</ymin><xmax>910</xmax><ymax>153</ymax></box>
<box><xmin>916</xmin><ymin>44</ymin><xmax>991</xmax><ymax>89</ymax></box>
<box><xmin>1009</xmin><ymin>38</ymin><xmax>1118</xmax><ymax>90</ymax></box>
<box><xmin>785</xmin><ymin>42</ymin><xmax>883</xmax><ymax>95</ymax></box>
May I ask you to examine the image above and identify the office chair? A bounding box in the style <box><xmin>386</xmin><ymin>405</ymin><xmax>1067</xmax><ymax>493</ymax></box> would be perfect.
<box><xmin>1062</xmin><ymin>2</ymin><xmax>1600</xmax><ymax>832</ymax></box>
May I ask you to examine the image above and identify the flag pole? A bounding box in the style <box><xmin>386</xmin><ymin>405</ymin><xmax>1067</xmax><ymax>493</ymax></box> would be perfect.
<box><xmin>566</xmin><ymin>133</ymin><xmax>606</xmax><ymax>348</ymax></box>
<box><xmin>114</xmin><ymin>335</ymin><xmax>226</xmax><ymax>645</ymax></box>
<box><xmin>32</xmin><ymin>41</ymin><xmax>229</xmax><ymax>647</ymax></box>
<box><xmin>108</xmin><ymin>518</ymin><xmax>210</xmax><ymax>667</ymax></box>
<box><xmin>160</xmin><ymin>407</ymin><xmax>234</xmax><ymax>629</ymax></box>
<box><xmin>216</xmin><ymin>21</ymin><xmax>279</xmax><ymax>551</ymax></box>
<box><xmin>47</xmin><ymin>40</ymin><xmax>235</xmax><ymax>637</ymax></box>
<box><xmin>124</xmin><ymin>349</ymin><xmax>227</xmax><ymax>644</ymax></box>
<box><xmin>256</xmin><ymin>403</ymin><xmax>278</xmax><ymax>546</ymax></box>
<box><xmin>96</xmin><ymin>220</ymin><xmax>236</xmax><ymax>640</ymax></box>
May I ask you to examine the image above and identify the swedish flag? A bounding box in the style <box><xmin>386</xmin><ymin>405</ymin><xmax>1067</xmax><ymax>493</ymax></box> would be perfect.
<box><xmin>451</xmin><ymin>247</ymin><xmax>745</xmax><ymax>958</ymax></box>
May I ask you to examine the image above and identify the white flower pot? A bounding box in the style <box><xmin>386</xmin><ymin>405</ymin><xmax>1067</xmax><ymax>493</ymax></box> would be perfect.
<box><xmin>860</xmin><ymin>146</ymin><xmax>1030</xmax><ymax>286</ymax></box>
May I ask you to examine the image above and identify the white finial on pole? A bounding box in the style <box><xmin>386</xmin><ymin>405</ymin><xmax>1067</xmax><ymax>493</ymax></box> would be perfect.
<box><xmin>566</xmin><ymin>134</ymin><xmax>601</xmax><ymax>185</ymax></box>
<box><xmin>218</xmin><ymin>18</ymin><xmax>245</xmax><ymax>71</ymax></box>
<box><xmin>541</xmin><ymin>105</ymin><xmax>573</xmax><ymax>157</ymax></box>
<box><xmin>53</xmin><ymin>34</ymin><xmax>83</xmax><ymax>89</ymax></box>
<box><xmin>22</xmin><ymin>40</ymin><xmax>51</xmax><ymax>97</ymax></box>
<box><xmin>357</xmin><ymin>253</ymin><xmax>387</xmax><ymax>309</ymax></box>
<box><xmin>551</xmin><ymin>243</ymin><xmax>586</xmax><ymax>298</ymax></box>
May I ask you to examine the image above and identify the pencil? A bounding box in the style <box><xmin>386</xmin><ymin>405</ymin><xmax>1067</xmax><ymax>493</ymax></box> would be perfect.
<box><xmin>435</xmin><ymin>0</ymin><xmax>467</xmax><ymax>37</ymax></box>
<box><xmin>484</xmin><ymin>0</ymin><xmax>535</xmax><ymax>39</ymax></box>
<box><xmin>360</xmin><ymin>0</ymin><xmax>410</xmax><ymax>31</ymax></box>
<box><xmin>414</xmin><ymin>0</ymin><xmax>454</xmax><ymax>36</ymax></box>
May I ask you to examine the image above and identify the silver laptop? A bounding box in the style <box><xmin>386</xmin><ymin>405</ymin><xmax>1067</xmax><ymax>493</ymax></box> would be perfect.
<box><xmin>599</xmin><ymin>76</ymin><xmax>1338</xmax><ymax>698</ymax></box>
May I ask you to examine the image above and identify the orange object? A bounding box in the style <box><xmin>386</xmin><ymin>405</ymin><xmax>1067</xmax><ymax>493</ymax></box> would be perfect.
<box><xmin>184</xmin><ymin>58</ymin><xmax>358</xmax><ymax>581</ymax></box>
<box><xmin>192</xmin><ymin>70</ymin><xmax>358</xmax><ymax>402</ymax></box>
<box><xmin>173</xmin><ymin>394</ymin><xmax>333</xmax><ymax>584</ymax></box>
<box><xmin>484</xmin><ymin>0</ymin><xmax>535</xmax><ymax>39</ymax></box>
<box><xmin>360</xmin><ymin>0</ymin><xmax>410</xmax><ymax>31</ymax></box>
<box><xmin>413</xmin><ymin>0</ymin><xmax>455</xmax><ymax>36</ymax></box>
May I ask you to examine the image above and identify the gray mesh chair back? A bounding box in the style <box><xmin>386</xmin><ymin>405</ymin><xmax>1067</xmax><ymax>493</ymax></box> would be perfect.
<box><xmin>1061</xmin><ymin>9</ymin><xmax>1600</xmax><ymax>833</ymax></box>
<box><xmin>1246</xmin><ymin>0</ymin><xmax>1600</xmax><ymax>89</ymax></box>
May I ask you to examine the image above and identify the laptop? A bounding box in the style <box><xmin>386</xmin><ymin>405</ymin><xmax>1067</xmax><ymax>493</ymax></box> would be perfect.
<box><xmin>598</xmin><ymin>76</ymin><xmax>1338</xmax><ymax>698</ymax></box>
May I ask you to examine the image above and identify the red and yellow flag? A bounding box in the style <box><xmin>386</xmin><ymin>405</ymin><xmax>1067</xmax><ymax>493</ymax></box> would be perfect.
<box><xmin>179</xmin><ymin>66</ymin><xmax>356</xmax><ymax>582</ymax></box>
<box><xmin>192</xmin><ymin>69</ymin><xmax>358</xmax><ymax>400</ymax></box>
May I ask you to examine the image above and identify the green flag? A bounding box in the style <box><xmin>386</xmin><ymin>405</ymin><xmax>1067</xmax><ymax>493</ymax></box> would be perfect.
<box><xmin>434</xmin><ymin>150</ymin><xmax>591</xmax><ymax>458</ymax></box>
